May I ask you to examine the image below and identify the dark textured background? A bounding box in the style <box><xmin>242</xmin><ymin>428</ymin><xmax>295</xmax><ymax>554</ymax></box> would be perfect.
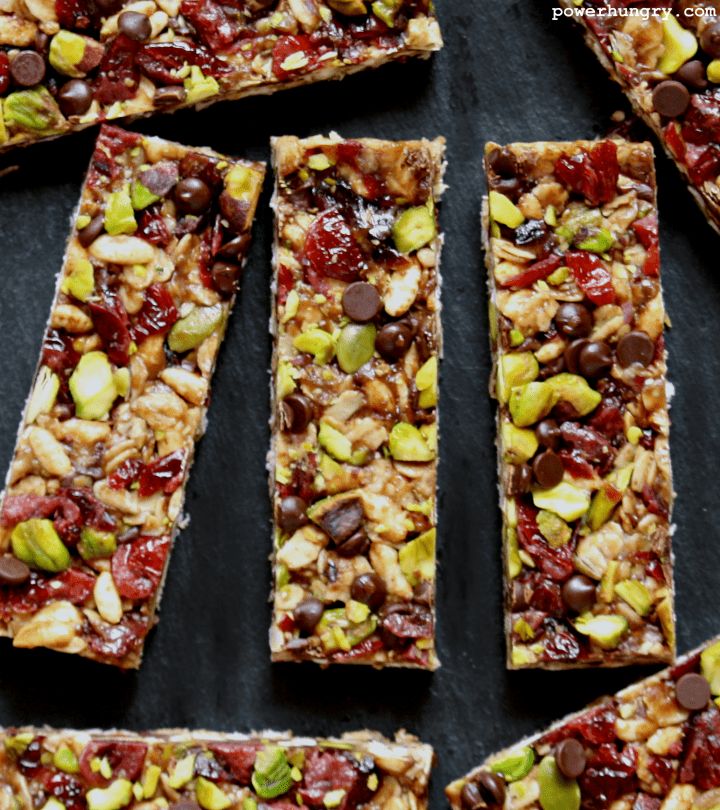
<box><xmin>0</xmin><ymin>1</ymin><xmax>719</xmax><ymax>806</ymax></box>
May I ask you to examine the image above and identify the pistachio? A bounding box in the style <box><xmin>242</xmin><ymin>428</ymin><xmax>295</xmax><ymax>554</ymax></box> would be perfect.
<box><xmin>544</xmin><ymin>373</ymin><xmax>601</xmax><ymax>417</ymax></box>
<box><xmin>104</xmin><ymin>187</ymin><xmax>137</xmax><ymax>236</ymax></box>
<box><xmin>78</xmin><ymin>526</ymin><xmax>117</xmax><ymax>560</ymax></box>
<box><xmin>508</xmin><ymin>381</ymin><xmax>555</xmax><ymax>427</ymax></box>
<box><xmin>184</xmin><ymin>65</ymin><xmax>219</xmax><ymax>104</ymax></box>
<box><xmin>536</xmin><ymin>510</ymin><xmax>571</xmax><ymax>548</ymax></box>
<box><xmin>225</xmin><ymin>164</ymin><xmax>264</xmax><ymax>203</ymax></box>
<box><xmin>317</xmin><ymin>606</ymin><xmax>377</xmax><ymax>652</ymax></box>
<box><xmin>336</xmin><ymin>323</ymin><xmax>376</xmax><ymax>373</ymax></box>
<box><xmin>86</xmin><ymin>779</ymin><xmax>133</xmax><ymax>810</ymax></box>
<box><xmin>506</xmin><ymin>527</ymin><xmax>521</xmax><ymax>579</ymax></box>
<box><xmin>251</xmin><ymin>747</ymin><xmax>293</xmax><ymax>801</ymax></box>
<box><xmin>318</xmin><ymin>421</ymin><xmax>352</xmax><ymax>462</ymax></box>
<box><xmin>168</xmin><ymin>753</ymin><xmax>196</xmax><ymax>789</ymax></box>
<box><xmin>501</xmin><ymin>422</ymin><xmax>539</xmax><ymax>464</ymax></box>
<box><xmin>4</xmin><ymin>87</ymin><xmax>62</xmax><ymax>133</ymax></box>
<box><xmin>701</xmin><ymin>639</ymin><xmax>720</xmax><ymax>695</ymax></box>
<box><xmin>573</xmin><ymin>613</ymin><xmax>628</xmax><ymax>649</ymax></box>
<box><xmin>371</xmin><ymin>0</ymin><xmax>400</xmax><ymax>26</ymax></box>
<box><xmin>327</xmin><ymin>0</ymin><xmax>366</xmax><ymax>14</ymax></box>
<box><xmin>25</xmin><ymin>366</ymin><xmax>60</xmax><ymax>424</ymax></box>
<box><xmin>658</xmin><ymin>14</ymin><xmax>698</xmax><ymax>74</ymax></box>
<box><xmin>49</xmin><ymin>30</ymin><xmax>103</xmax><ymax>77</ymax></box>
<box><xmin>293</xmin><ymin>327</ymin><xmax>335</xmax><ymax>365</ymax></box>
<box><xmin>416</xmin><ymin>356</ymin><xmax>438</xmax><ymax>408</ymax></box>
<box><xmin>69</xmin><ymin>351</ymin><xmax>118</xmax><ymax>420</ymax></box>
<box><xmin>497</xmin><ymin>352</ymin><xmax>539</xmax><ymax>403</ymax></box>
<box><xmin>490</xmin><ymin>747</ymin><xmax>534</xmax><ymax>782</ymax></box>
<box><xmin>168</xmin><ymin>304</ymin><xmax>223</xmax><ymax>353</ymax></box>
<box><xmin>577</xmin><ymin>227</ymin><xmax>614</xmax><ymax>253</ymax></box>
<box><xmin>532</xmin><ymin>482</ymin><xmax>590</xmax><ymax>522</ymax></box>
<box><xmin>489</xmin><ymin>190</ymin><xmax>525</xmax><ymax>228</ymax></box>
<box><xmin>398</xmin><ymin>528</ymin><xmax>435</xmax><ymax>585</ymax></box>
<box><xmin>393</xmin><ymin>205</ymin><xmax>436</xmax><ymax>254</ymax></box>
<box><xmin>53</xmin><ymin>745</ymin><xmax>80</xmax><ymax>774</ymax></box>
<box><xmin>537</xmin><ymin>756</ymin><xmax>580</xmax><ymax>810</ymax></box>
<box><xmin>11</xmin><ymin>518</ymin><xmax>71</xmax><ymax>573</ymax></box>
<box><xmin>614</xmin><ymin>580</ymin><xmax>652</xmax><ymax>616</ymax></box>
<box><xmin>130</xmin><ymin>180</ymin><xmax>160</xmax><ymax>210</ymax></box>
<box><xmin>388</xmin><ymin>422</ymin><xmax>435</xmax><ymax>462</ymax></box>
<box><xmin>62</xmin><ymin>257</ymin><xmax>95</xmax><ymax>301</ymax></box>
<box><xmin>587</xmin><ymin>481</ymin><xmax>622</xmax><ymax>531</ymax></box>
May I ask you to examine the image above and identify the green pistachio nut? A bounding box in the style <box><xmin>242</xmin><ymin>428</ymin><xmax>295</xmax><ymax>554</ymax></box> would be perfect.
<box><xmin>399</xmin><ymin>528</ymin><xmax>436</xmax><ymax>585</ymax></box>
<box><xmin>657</xmin><ymin>596</ymin><xmax>675</xmax><ymax>649</ymax></box>
<box><xmin>78</xmin><ymin>527</ymin><xmax>117</xmax><ymax>560</ymax></box>
<box><xmin>371</xmin><ymin>0</ymin><xmax>400</xmax><ymax>25</ymax></box>
<box><xmin>614</xmin><ymin>580</ymin><xmax>652</xmax><ymax>617</ymax></box>
<box><xmin>388</xmin><ymin>422</ymin><xmax>435</xmax><ymax>462</ymax></box>
<box><xmin>184</xmin><ymin>66</ymin><xmax>219</xmax><ymax>105</ymax></box>
<box><xmin>130</xmin><ymin>180</ymin><xmax>160</xmax><ymax>211</ymax></box>
<box><xmin>544</xmin><ymin>373</ymin><xmax>601</xmax><ymax>417</ymax></box>
<box><xmin>168</xmin><ymin>304</ymin><xmax>223</xmax><ymax>353</ymax></box>
<box><xmin>658</xmin><ymin>14</ymin><xmax>698</xmax><ymax>74</ymax></box>
<box><xmin>587</xmin><ymin>482</ymin><xmax>622</xmax><ymax>531</ymax></box>
<box><xmin>4</xmin><ymin>733</ymin><xmax>33</xmax><ymax>755</ymax></box>
<box><xmin>293</xmin><ymin>327</ymin><xmax>335</xmax><ymax>365</ymax></box>
<box><xmin>327</xmin><ymin>0</ymin><xmax>367</xmax><ymax>13</ymax></box>
<box><xmin>508</xmin><ymin>381</ymin><xmax>555</xmax><ymax>427</ymax></box>
<box><xmin>506</xmin><ymin>527</ymin><xmax>522</xmax><ymax>579</ymax></box>
<box><xmin>489</xmin><ymin>190</ymin><xmax>524</xmax><ymax>229</ymax></box>
<box><xmin>195</xmin><ymin>777</ymin><xmax>231</xmax><ymax>810</ymax></box>
<box><xmin>501</xmin><ymin>422</ymin><xmax>539</xmax><ymax>464</ymax></box>
<box><xmin>532</xmin><ymin>482</ymin><xmax>590</xmax><ymax>522</ymax></box>
<box><xmin>307</xmin><ymin>153</ymin><xmax>333</xmax><ymax>171</ymax></box>
<box><xmin>277</xmin><ymin>361</ymin><xmax>297</xmax><ymax>399</ymax></box>
<box><xmin>69</xmin><ymin>351</ymin><xmax>118</xmax><ymax>420</ymax></box>
<box><xmin>538</xmin><ymin>756</ymin><xmax>580</xmax><ymax>810</ymax></box>
<box><xmin>42</xmin><ymin>799</ymin><xmax>66</xmax><ymax>810</ymax></box>
<box><xmin>318</xmin><ymin>421</ymin><xmax>352</xmax><ymax>462</ymax></box>
<box><xmin>574</xmin><ymin>613</ymin><xmax>628</xmax><ymax>649</ymax></box>
<box><xmin>497</xmin><ymin>352</ymin><xmax>539</xmax><ymax>403</ymax></box>
<box><xmin>251</xmin><ymin>747</ymin><xmax>293</xmax><ymax>800</ymax></box>
<box><xmin>62</xmin><ymin>257</ymin><xmax>95</xmax><ymax>302</ymax></box>
<box><xmin>555</xmin><ymin>204</ymin><xmax>602</xmax><ymax>243</ymax></box>
<box><xmin>416</xmin><ymin>356</ymin><xmax>438</xmax><ymax>408</ymax></box>
<box><xmin>113</xmin><ymin>367</ymin><xmax>130</xmax><ymax>399</ymax></box>
<box><xmin>4</xmin><ymin>87</ymin><xmax>63</xmax><ymax>133</ymax></box>
<box><xmin>104</xmin><ymin>187</ymin><xmax>137</xmax><ymax>236</ymax></box>
<box><xmin>536</xmin><ymin>510</ymin><xmax>571</xmax><ymax>548</ymax></box>
<box><xmin>49</xmin><ymin>31</ymin><xmax>89</xmax><ymax>77</ymax></box>
<box><xmin>336</xmin><ymin>323</ymin><xmax>376</xmax><ymax>374</ymax></box>
<box><xmin>11</xmin><ymin>518</ymin><xmax>71</xmax><ymax>573</ymax></box>
<box><xmin>86</xmin><ymin>779</ymin><xmax>133</xmax><ymax>810</ymax></box>
<box><xmin>701</xmin><ymin>640</ymin><xmax>720</xmax><ymax>696</ymax></box>
<box><xmin>53</xmin><ymin>746</ymin><xmax>80</xmax><ymax>774</ymax></box>
<box><xmin>577</xmin><ymin>227</ymin><xmax>614</xmax><ymax>254</ymax></box>
<box><xmin>26</xmin><ymin>366</ymin><xmax>60</xmax><ymax>424</ymax></box>
<box><xmin>0</xmin><ymin>104</ymin><xmax>7</xmax><ymax>144</ymax></box>
<box><xmin>490</xmin><ymin>747</ymin><xmax>535</xmax><ymax>782</ymax></box>
<box><xmin>168</xmin><ymin>754</ymin><xmax>196</xmax><ymax>789</ymax></box>
<box><xmin>393</xmin><ymin>205</ymin><xmax>436</xmax><ymax>254</ymax></box>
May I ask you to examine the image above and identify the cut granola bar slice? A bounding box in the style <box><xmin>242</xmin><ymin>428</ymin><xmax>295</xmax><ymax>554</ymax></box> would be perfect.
<box><xmin>558</xmin><ymin>0</ymin><xmax>720</xmax><ymax>233</ymax></box>
<box><xmin>0</xmin><ymin>124</ymin><xmax>265</xmax><ymax>668</ymax></box>
<box><xmin>0</xmin><ymin>3</ymin><xmax>441</xmax><ymax>154</ymax></box>
<box><xmin>0</xmin><ymin>727</ymin><xmax>434</xmax><ymax>810</ymax></box>
<box><xmin>484</xmin><ymin>138</ymin><xmax>674</xmax><ymax>669</ymax></box>
<box><xmin>269</xmin><ymin>133</ymin><xmax>445</xmax><ymax>669</ymax></box>
<box><xmin>446</xmin><ymin>635</ymin><xmax>720</xmax><ymax>810</ymax></box>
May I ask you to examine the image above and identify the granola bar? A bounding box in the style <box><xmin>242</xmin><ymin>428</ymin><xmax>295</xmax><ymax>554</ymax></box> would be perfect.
<box><xmin>446</xmin><ymin>635</ymin><xmax>720</xmax><ymax>810</ymax></box>
<box><xmin>483</xmin><ymin>138</ymin><xmax>674</xmax><ymax>669</ymax></box>
<box><xmin>0</xmin><ymin>123</ymin><xmax>264</xmax><ymax>667</ymax></box>
<box><xmin>269</xmin><ymin>133</ymin><xmax>444</xmax><ymax>669</ymax></box>
<box><xmin>0</xmin><ymin>727</ymin><xmax>434</xmax><ymax>810</ymax></box>
<box><xmin>558</xmin><ymin>0</ymin><xmax>720</xmax><ymax>233</ymax></box>
<box><xmin>0</xmin><ymin>1</ymin><xmax>441</xmax><ymax>154</ymax></box>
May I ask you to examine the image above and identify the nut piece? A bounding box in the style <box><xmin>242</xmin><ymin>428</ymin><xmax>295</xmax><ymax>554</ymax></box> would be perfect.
<box><xmin>13</xmin><ymin>601</ymin><xmax>85</xmax><ymax>651</ymax></box>
<box><xmin>28</xmin><ymin>426</ymin><xmax>72</xmax><ymax>477</ymax></box>
<box><xmin>93</xmin><ymin>571</ymin><xmax>123</xmax><ymax>624</ymax></box>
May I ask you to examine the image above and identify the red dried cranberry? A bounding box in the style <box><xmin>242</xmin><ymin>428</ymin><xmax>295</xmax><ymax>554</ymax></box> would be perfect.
<box><xmin>542</xmin><ymin>628</ymin><xmax>581</xmax><ymax>662</ymax></box>
<box><xmin>687</xmin><ymin>144</ymin><xmax>720</xmax><ymax>185</ymax></box>
<box><xmin>646</xmin><ymin>557</ymin><xmax>666</xmax><ymax>584</ymax></box>
<box><xmin>679</xmin><ymin>706</ymin><xmax>720</xmax><ymax>789</ymax></box>
<box><xmin>555</xmin><ymin>141</ymin><xmax>619</xmax><ymax>206</ymax></box>
<box><xmin>579</xmin><ymin>744</ymin><xmax>638</xmax><ymax>808</ymax></box>
<box><xmin>682</xmin><ymin>90</ymin><xmax>720</xmax><ymax>145</ymax></box>
<box><xmin>131</xmin><ymin>283</ymin><xmax>178</xmax><ymax>343</ymax></box>
<box><xmin>40</xmin><ymin>568</ymin><xmax>95</xmax><ymax>605</ymax></box>
<box><xmin>277</xmin><ymin>462</ymin><xmax>316</xmax><ymax>504</ymax></box>
<box><xmin>42</xmin><ymin>330</ymin><xmax>80</xmax><ymax>375</ymax></box>
<box><xmin>137</xmin><ymin>450</ymin><xmax>185</xmax><ymax>496</ymax></box>
<box><xmin>304</xmin><ymin>208</ymin><xmax>364</xmax><ymax>282</ymax></box>
<box><xmin>272</xmin><ymin>34</ymin><xmax>316</xmax><ymax>80</ymax></box>
<box><xmin>55</xmin><ymin>0</ymin><xmax>96</xmax><ymax>31</ymax></box>
<box><xmin>137</xmin><ymin>39</ymin><xmax>228</xmax><ymax>84</ymax></box>
<box><xmin>0</xmin><ymin>52</ymin><xmax>10</xmax><ymax>95</ymax></box>
<box><xmin>500</xmin><ymin>254</ymin><xmax>563</xmax><ymax>288</ymax></box>
<box><xmin>43</xmin><ymin>772</ymin><xmax>85</xmax><ymax>810</ymax></box>
<box><xmin>108</xmin><ymin>458</ymin><xmax>144</xmax><ymax>490</ymax></box>
<box><xmin>86</xmin><ymin>612</ymin><xmax>148</xmax><ymax>660</ymax></box>
<box><xmin>647</xmin><ymin>755</ymin><xmax>675</xmax><ymax>793</ymax></box>
<box><xmin>88</xmin><ymin>295</ymin><xmax>132</xmax><ymax>366</ymax></box>
<box><xmin>332</xmin><ymin>635</ymin><xmax>384</xmax><ymax>661</ymax></box>
<box><xmin>641</xmin><ymin>485</ymin><xmax>669</xmax><ymax>519</ymax></box>
<box><xmin>527</xmin><ymin>576</ymin><xmax>563</xmax><ymax>614</ymax></box>
<box><xmin>335</xmin><ymin>140</ymin><xmax>362</xmax><ymax>169</ymax></box>
<box><xmin>299</xmin><ymin>750</ymin><xmax>370</xmax><ymax>809</ymax></box>
<box><xmin>634</xmin><ymin>796</ymin><xmax>661</xmax><ymax>810</ymax></box>
<box><xmin>0</xmin><ymin>494</ymin><xmax>83</xmax><ymax>544</ymax></box>
<box><xmin>138</xmin><ymin>205</ymin><xmax>172</xmax><ymax>247</ymax></box>
<box><xmin>94</xmin><ymin>34</ymin><xmax>140</xmax><ymax>105</ymax></box>
<box><xmin>560</xmin><ymin>422</ymin><xmax>613</xmax><ymax>470</ymax></box>
<box><xmin>516</xmin><ymin>501</ymin><xmax>575</xmax><ymax>581</ymax></box>
<box><xmin>380</xmin><ymin>603</ymin><xmax>433</xmax><ymax>640</ymax></box>
<box><xmin>588</xmin><ymin>400</ymin><xmax>625</xmax><ymax>441</ymax></box>
<box><xmin>542</xmin><ymin>705</ymin><xmax>619</xmax><ymax>748</ymax></box>
<box><xmin>63</xmin><ymin>487</ymin><xmax>116</xmax><ymax>533</ymax></box>
<box><xmin>557</xmin><ymin>449</ymin><xmax>595</xmax><ymax>479</ymax></box>
<box><xmin>180</xmin><ymin>0</ymin><xmax>239</xmax><ymax>51</ymax></box>
<box><xmin>565</xmin><ymin>251</ymin><xmax>616</xmax><ymax>306</ymax></box>
<box><xmin>111</xmin><ymin>535</ymin><xmax>171</xmax><ymax>600</ymax></box>
<box><xmin>79</xmin><ymin>741</ymin><xmax>148</xmax><ymax>787</ymax></box>
<box><xmin>209</xmin><ymin>743</ymin><xmax>258</xmax><ymax>785</ymax></box>
<box><xmin>17</xmin><ymin>736</ymin><xmax>44</xmax><ymax>774</ymax></box>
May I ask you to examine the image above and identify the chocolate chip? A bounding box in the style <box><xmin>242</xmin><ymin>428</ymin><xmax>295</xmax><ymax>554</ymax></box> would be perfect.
<box><xmin>10</xmin><ymin>51</ymin><xmax>45</xmax><ymax>87</ymax></box>
<box><xmin>351</xmin><ymin>572</ymin><xmax>387</xmax><ymax>610</ymax></box>
<box><xmin>675</xmin><ymin>59</ymin><xmax>708</xmax><ymax>91</ymax></box>
<box><xmin>460</xmin><ymin>782</ymin><xmax>484</xmax><ymax>810</ymax></box>
<box><xmin>564</xmin><ymin>339</ymin><xmax>588</xmax><ymax>375</ymax></box>
<box><xmin>293</xmin><ymin>598</ymin><xmax>324</xmax><ymax>635</ymax></box>
<box><xmin>652</xmin><ymin>80</ymin><xmax>690</xmax><ymax>118</ymax></box>
<box><xmin>532</xmin><ymin>450</ymin><xmax>564</xmax><ymax>489</ymax></box>
<box><xmin>282</xmin><ymin>393</ymin><xmax>313</xmax><ymax>434</ymax></box>
<box><xmin>316</xmin><ymin>498</ymin><xmax>363</xmax><ymax>544</ymax></box>
<box><xmin>376</xmin><ymin>322</ymin><xmax>413</xmax><ymax>361</ymax></box>
<box><xmin>0</xmin><ymin>555</ymin><xmax>30</xmax><ymax>586</ymax></box>
<box><xmin>487</xmin><ymin>147</ymin><xmax>517</xmax><ymax>179</ymax></box>
<box><xmin>154</xmin><ymin>86</ymin><xmax>187</xmax><ymax>107</ymax></box>
<box><xmin>562</xmin><ymin>575</ymin><xmax>597</xmax><ymax>613</ymax></box>
<box><xmin>217</xmin><ymin>233</ymin><xmax>251</xmax><ymax>260</ymax></box>
<box><xmin>58</xmin><ymin>79</ymin><xmax>93</xmax><ymax>117</ymax></box>
<box><xmin>578</xmin><ymin>340</ymin><xmax>613</xmax><ymax>379</ymax></box>
<box><xmin>277</xmin><ymin>495</ymin><xmax>308</xmax><ymax>534</ymax></box>
<box><xmin>77</xmin><ymin>214</ymin><xmax>105</xmax><ymax>247</ymax></box>
<box><xmin>616</xmin><ymin>330</ymin><xmax>655</xmax><ymax>368</ymax></box>
<box><xmin>556</xmin><ymin>739</ymin><xmax>587</xmax><ymax>779</ymax></box>
<box><xmin>536</xmin><ymin>419</ymin><xmax>561</xmax><ymax>450</ymax></box>
<box><xmin>507</xmin><ymin>463</ymin><xmax>532</xmax><ymax>496</ymax></box>
<box><xmin>477</xmin><ymin>772</ymin><xmax>506</xmax><ymax>807</ymax></box>
<box><xmin>336</xmin><ymin>528</ymin><xmax>370</xmax><ymax>558</ymax></box>
<box><xmin>342</xmin><ymin>281</ymin><xmax>382</xmax><ymax>322</ymax></box>
<box><xmin>676</xmin><ymin>672</ymin><xmax>711</xmax><ymax>711</ymax></box>
<box><xmin>211</xmin><ymin>261</ymin><xmax>239</xmax><ymax>296</ymax></box>
<box><xmin>555</xmin><ymin>302</ymin><xmax>592</xmax><ymax>339</ymax></box>
<box><xmin>118</xmin><ymin>10</ymin><xmax>152</xmax><ymax>40</ymax></box>
<box><xmin>701</xmin><ymin>21</ymin><xmax>720</xmax><ymax>58</ymax></box>
<box><xmin>174</xmin><ymin>177</ymin><xmax>212</xmax><ymax>215</ymax></box>
<box><xmin>95</xmin><ymin>0</ymin><xmax>124</xmax><ymax>13</ymax></box>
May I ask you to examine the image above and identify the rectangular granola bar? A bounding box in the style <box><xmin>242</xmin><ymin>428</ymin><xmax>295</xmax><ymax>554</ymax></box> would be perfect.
<box><xmin>446</xmin><ymin>635</ymin><xmax>720</xmax><ymax>810</ymax></box>
<box><xmin>484</xmin><ymin>138</ymin><xmax>674</xmax><ymax>669</ymax></box>
<box><xmin>0</xmin><ymin>727</ymin><xmax>434</xmax><ymax>810</ymax></box>
<box><xmin>269</xmin><ymin>133</ymin><xmax>444</xmax><ymax>669</ymax></box>
<box><xmin>0</xmin><ymin>2</ymin><xmax>441</xmax><ymax>154</ymax></box>
<box><xmin>0</xmin><ymin>123</ymin><xmax>264</xmax><ymax>667</ymax></box>
<box><xmin>558</xmin><ymin>0</ymin><xmax>720</xmax><ymax>233</ymax></box>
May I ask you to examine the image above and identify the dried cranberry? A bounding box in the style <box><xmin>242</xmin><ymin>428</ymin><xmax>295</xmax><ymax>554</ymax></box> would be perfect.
<box><xmin>88</xmin><ymin>295</ymin><xmax>132</xmax><ymax>366</ymax></box>
<box><xmin>299</xmin><ymin>750</ymin><xmax>370</xmax><ymax>809</ymax></box>
<box><xmin>560</xmin><ymin>422</ymin><xmax>613</xmax><ymax>471</ymax></box>
<box><xmin>0</xmin><ymin>52</ymin><xmax>10</xmax><ymax>95</ymax></box>
<box><xmin>38</xmin><ymin>568</ymin><xmax>95</xmax><ymax>604</ymax></box>
<box><xmin>55</xmin><ymin>0</ymin><xmax>96</xmax><ymax>31</ymax></box>
<box><xmin>646</xmin><ymin>557</ymin><xmax>666</xmax><ymax>584</ymax></box>
<box><xmin>179</xmin><ymin>150</ymin><xmax>223</xmax><ymax>188</ymax></box>
<box><xmin>565</xmin><ymin>251</ymin><xmax>616</xmax><ymax>306</ymax></box>
<box><xmin>79</xmin><ymin>740</ymin><xmax>148</xmax><ymax>787</ymax></box>
<box><xmin>208</xmin><ymin>743</ymin><xmax>258</xmax><ymax>785</ymax></box>
<box><xmin>557</xmin><ymin>449</ymin><xmax>595</xmax><ymax>479</ymax></box>
<box><xmin>277</xmin><ymin>264</ymin><xmax>294</xmax><ymax>306</ymax></box>
<box><xmin>112</xmin><ymin>535</ymin><xmax>171</xmax><ymax>600</ymax></box>
<box><xmin>541</xmin><ymin>704</ymin><xmax>619</xmax><ymax>748</ymax></box>
<box><xmin>42</xmin><ymin>330</ymin><xmax>79</xmax><ymax>376</ymax></box>
<box><xmin>641</xmin><ymin>485</ymin><xmax>669</xmax><ymax>519</ymax></box>
<box><xmin>332</xmin><ymin>635</ymin><xmax>384</xmax><ymax>661</ymax></box>
<box><xmin>272</xmin><ymin>34</ymin><xmax>316</xmax><ymax>80</ymax></box>
<box><xmin>180</xmin><ymin>0</ymin><xmax>239</xmax><ymax>51</ymax></box>
<box><xmin>0</xmin><ymin>494</ymin><xmax>83</xmax><ymax>544</ymax></box>
<box><xmin>304</xmin><ymin>208</ymin><xmax>364</xmax><ymax>282</ymax></box>
<box><xmin>527</xmin><ymin>576</ymin><xmax>563</xmax><ymax>614</ymax></box>
<box><xmin>131</xmin><ymin>283</ymin><xmax>178</xmax><ymax>343</ymax></box>
<box><xmin>86</xmin><ymin>612</ymin><xmax>148</xmax><ymax>660</ymax></box>
<box><xmin>542</xmin><ymin>628</ymin><xmax>581</xmax><ymax>662</ymax></box>
<box><xmin>634</xmin><ymin>796</ymin><xmax>661</xmax><ymax>810</ymax></box>
<box><xmin>647</xmin><ymin>755</ymin><xmax>675</xmax><ymax>793</ymax></box>
<box><xmin>380</xmin><ymin>603</ymin><xmax>433</xmax><ymax>640</ymax></box>
<box><xmin>686</xmin><ymin>144</ymin><xmax>720</xmax><ymax>185</ymax></box>
<box><xmin>555</xmin><ymin>141</ymin><xmax>619</xmax><ymax>205</ymax></box>
<box><xmin>17</xmin><ymin>737</ymin><xmax>44</xmax><ymax>774</ymax></box>
<box><xmin>277</xmin><ymin>462</ymin><xmax>316</xmax><ymax>504</ymax></box>
<box><xmin>587</xmin><ymin>400</ymin><xmax>625</xmax><ymax>441</ymax></box>
<box><xmin>682</xmin><ymin>90</ymin><xmax>720</xmax><ymax>145</ymax></box>
<box><xmin>500</xmin><ymin>254</ymin><xmax>563</xmax><ymax>289</ymax></box>
<box><xmin>108</xmin><ymin>458</ymin><xmax>144</xmax><ymax>490</ymax></box>
<box><xmin>94</xmin><ymin>34</ymin><xmax>140</xmax><ymax>105</ymax></box>
<box><xmin>679</xmin><ymin>706</ymin><xmax>720</xmax><ymax>789</ymax></box>
<box><xmin>137</xmin><ymin>450</ymin><xmax>185</xmax><ymax>496</ymax></box>
<box><xmin>63</xmin><ymin>487</ymin><xmax>116</xmax><ymax>533</ymax></box>
<box><xmin>43</xmin><ymin>772</ymin><xmax>85</xmax><ymax>810</ymax></box>
<box><xmin>516</xmin><ymin>501</ymin><xmax>575</xmax><ymax>581</ymax></box>
<box><xmin>138</xmin><ymin>205</ymin><xmax>172</xmax><ymax>247</ymax></box>
<box><xmin>580</xmin><ymin>744</ymin><xmax>638</xmax><ymax>808</ymax></box>
<box><xmin>137</xmin><ymin>39</ymin><xmax>228</xmax><ymax>84</ymax></box>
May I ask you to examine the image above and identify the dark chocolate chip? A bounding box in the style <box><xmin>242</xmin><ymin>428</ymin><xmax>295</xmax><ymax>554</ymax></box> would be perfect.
<box><xmin>342</xmin><ymin>281</ymin><xmax>382</xmax><ymax>322</ymax></box>
<box><xmin>317</xmin><ymin>498</ymin><xmax>364</xmax><ymax>544</ymax></box>
<box><xmin>701</xmin><ymin>21</ymin><xmax>720</xmax><ymax>58</ymax></box>
<box><xmin>277</xmin><ymin>495</ymin><xmax>308</xmax><ymax>534</ymax></box>
<box><xmin>616</xmin><ymin>330</ymin><xmax>655</xmax><ymax>368</ymax></box>
<box><xmin>556</xmin><ymin>738</ymin><xmax>587</xmax><ymax>779</ymax></box>
<box><xmin>536</xmin><ymin>419</ymin><xmax>561</xmax><ymax>450</ymax></box>
<box><xmin>460</xmin><ymin>782</ymin><xmax>484</xmax><ymax>810</ymax></box>
<box><xmin>154</xmin><ymin>86</ymin><xmax>187</xmax><ymax>107</ymax></box>
<box><xmin>376</xmin><ymin>322</ymin><xmax>413</xmax><ymax>361</ymax></box>
<box><xmin>118</xmin><ymin>10</ymin><xmax>152</xmax><ymax>40</ymax></box>
<box><xmin>555</xmin><ymin>302</ymin><xmax>592</xmax><ymax>339</ymax></box>
<box><xmin>578</xmin><ymin>340</ymin><xmax>613</xmax><ymax>379</ymax></box>
<box><xmin>487</xmin><ymin>147</ymin><xmax>517</xmax><ymax>179</ymax></box>
<box><xmin>477</xmin><ymin>772</ymin><xmax>506</xmax><ymax>807</ymax></box>
<box><xmin>532</xmin><ymin>450</ymin><xmax>564</xmax><ymax>489</ymax></box>
<box><xmin>675</xmin><ymin>59</ymin><xmax>708</xmax><ymax>91</ymax></box>
<box><xmin>0</xmin><ymin>555</ymin><xmax>30</xmax><ymax>586</ymax></box>
<box><xmin>282</xmin><ymin>393</ymin><xmax>314</xmax><ymax>434</ymax></box>
<box><xmin>77</xmin><ymin>214</ymin><xmax>105</xmax><ymax>247</ymax></box>
<box><xmin>507</xmin><ymin>464</ymin><xmax>532</xmax><ymax>496</ymax></box>
<box><xmin>652</xmin><ymin>80</ymin><xmax>690</xmax><ymax>118</ymax></box>
<box><xmin>336</xmin><ymin>528</ymin><xmax>370</xmax><ymax>558</ymax></box>
<box><xmin>217</xmin><ymin>233</ymin><xmax>251</xmax><ymax>260</ymax></box>
<box><xmin>10</xmin><ymin>51</ymin><xmax>45</xmax><ymax>87</ymax></box>
<box><xmin>174</xmin><ymin>177</ymin><xmax>212</xmax><ymax>215</ymax></box>
<box><xmin>58</xmin><ymin>79</ymin><xmax>93</xmax><ymax>117</ymax></box>
<box><xmin>293</xmin><ymin>598</ymin><xmax>324</xmax><ymax>635</ymax></box>
<box><xmin>95</xmin><ymin>0</ymin><xmax>124</xmax><ymax>13</ymax></box>
<box><xmin>676</xmin><ymin>672</ymin><xmax>711</xmax><ymax>711</ymax></box>
<box><xmin>210</xmin><ymin>261</ymin><xmax>239</xmax><ymax>296</ymax></box>
<box><xmin>351</xmin><ymin>572</ymin><xmax>387</xmax><ymax>610</ymax></box>
<box><xmin>564</xmin><ymin>338</ymin><xmax>588</xmax><ymax>375</ymax></box>
<box><xmin>562</xmin><ymin>575</ymin><xmax>597</xmax><ymax>614</ymax></box>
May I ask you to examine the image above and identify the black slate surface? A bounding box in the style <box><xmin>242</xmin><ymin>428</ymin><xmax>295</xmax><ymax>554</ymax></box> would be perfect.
<box><xmin>0</xmin><ymin>1</ymin><xmax>719</xmax><ymax>806</ymax></box>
